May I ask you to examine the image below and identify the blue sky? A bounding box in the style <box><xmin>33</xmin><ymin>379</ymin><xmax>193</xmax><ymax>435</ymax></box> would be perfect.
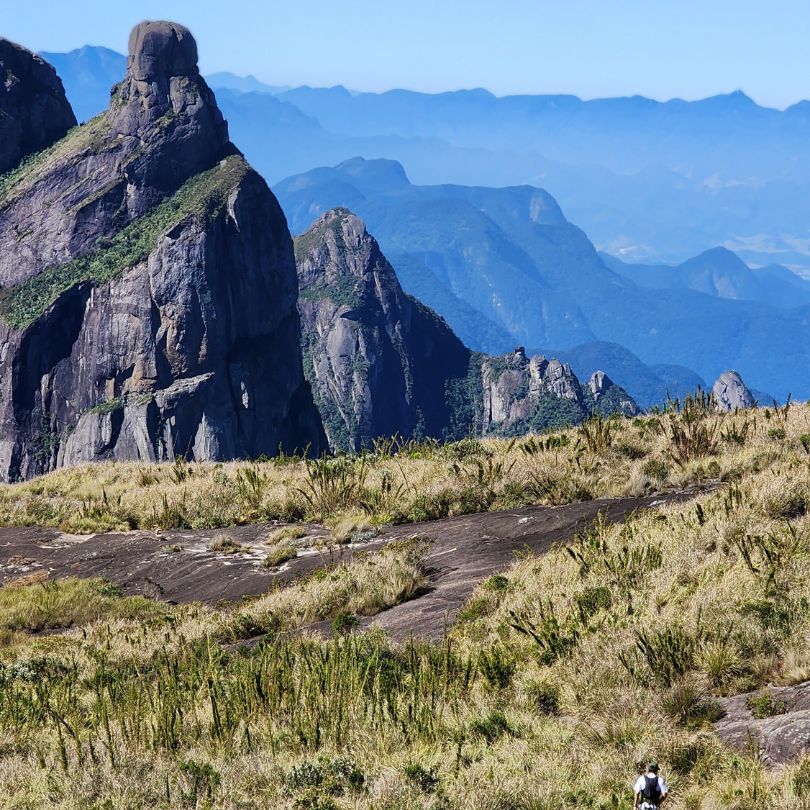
<box><xmin>6</xmin><ymin>0</ymin><xmax>809</xmax><ymax>107</ymax></box>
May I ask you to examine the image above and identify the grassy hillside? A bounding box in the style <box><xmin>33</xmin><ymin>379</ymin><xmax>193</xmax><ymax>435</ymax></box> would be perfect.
<box><xmin>3</xmin><ymin>401</ymin><xmax>810</xmax><ymax>806</ymax></box>
<box><xmin>0</xmin><ymin>395</ymin><xmax>781</xmax><ymax>534</ymax></box>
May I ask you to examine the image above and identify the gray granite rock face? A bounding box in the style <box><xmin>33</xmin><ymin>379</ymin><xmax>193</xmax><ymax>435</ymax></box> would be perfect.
<box><xmin>712</xmin><ymin>370</ymin><xmax>756</xmax><ymax>411</ymax></box>
<box><xmin>481</xmin><ymin>349</ymin><xmax>589</xmax><ymax>434</ymax></box>
<box><xmin>0</xmin><ymin>38</ymin><xmax>77</xmax><ymax>174</ymax></box>
<box><xmin>480</xmin><ymin>350</ymin><xmax>639</xmax><ymax>434</ymax></box>
<box><xmin>0</xmin><ymin>22</ymin><xmax>323</xmax><ymax>481</ymax></box>
<box><xmin>296</xmin><ymin>208</ymin><xmax>471</xmax><ymax>450</ymax></box>
<box><xmin>714</xmin><ymin>681</ymin><xmax>810</xmax><ymax>765</ymax></box>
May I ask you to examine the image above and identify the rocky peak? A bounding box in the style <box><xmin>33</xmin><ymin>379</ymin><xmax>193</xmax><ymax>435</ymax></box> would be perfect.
<box><xmin>588</xmin><ymin>370</ymin><xmax>611</xmax><ymax>400</ymax></box>
<box><xmin>127</xmin><ymin>21</ymin><xmax>198</xmax><ymax>81</ymax></box>
<box><xmin>588</xmin><ymin>370</ymin><xmax>639</xmax><ymax>416</ymax></box>
<box><xmin>296</xmin><ymin>209</ymin><xmax>642</xmax><ymax>445</ymax></box>
<box><xmin>296</xmin><ymin>208</ymin><xmax>472</xmax><ymax>450</ymax></box>
<box><xmin>296</xmin><ymin>208</ymin><xmax>390</xmax><ymax>292</ymax></box>
<box><xmin>481</xmin><ymin>355</ymin><xmax>639</xmax><ymax>435</ymax></box>
<box><xmin>481</xmin><ymin>352</ymin><xmax>588</xmax><ymax>434</ymax></box>
<box><xmin>713</xmin><ymin>370</ymin><xmax>756</xmax><ymax>411</ymax></box>
<box><xmin>0</xmin><ymin>23</ymin><xmax>323</xmax><ymax>479</ymax></box>
<box><xmin>0</xmin><ymin>22</ymin><xmax>233</xmax><ymax>291</ymax></box>
<box><xmin>0</xmin><ymin>38</ymin><xmax>76</xmax><ymax>173</ymax></box>
<box><xmin>108</xmin><ymin>21</ymin><xmax>231</xmax><ymax>205</ymax></box>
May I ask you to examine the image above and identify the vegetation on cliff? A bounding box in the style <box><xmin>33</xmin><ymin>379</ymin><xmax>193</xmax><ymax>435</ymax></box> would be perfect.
<box><xmin>0</xmin><ymin>155</ymin><xmax>249</xmax><ymax>329</ymax></box>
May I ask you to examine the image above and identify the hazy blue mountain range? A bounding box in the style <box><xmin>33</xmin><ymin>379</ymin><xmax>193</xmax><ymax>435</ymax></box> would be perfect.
<box><xmin>602</xmin><ymin>248</ymin><xmax>810</xmax><ymax>309</ymax></box>
<box><xmin>38</xmin><ymin>45</ymin><xmax>808</xmax><ymax>403</ymax></box>
<box><xmin>39</xmin><ymin>46</ymin><xmax>125</xmax><ymax>123</ymax></box>
<box><xmin>205</xmin><ymin>73</ymin><xmax>289</xmax><ymax>95</ymax></box>
<box><xmin>550</xmin><ymin>342</ymin><xmax>707</xmax><ymax>410</ymax></box>
<box><xmin>40</xmin><ymin>45</ymin><xmax>810</xmax><ymax>274</ymax></box>
<box><xmin>274</xmin><ymin>157</ymin><xmax>809</xmax><ymax>404</ymax></box>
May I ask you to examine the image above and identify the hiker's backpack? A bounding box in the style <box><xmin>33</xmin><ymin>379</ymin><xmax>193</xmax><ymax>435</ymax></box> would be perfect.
<box><xmin>642</xmin><ymin>775</ymin><xmax>662</xmax><ymax>804</ymax></box>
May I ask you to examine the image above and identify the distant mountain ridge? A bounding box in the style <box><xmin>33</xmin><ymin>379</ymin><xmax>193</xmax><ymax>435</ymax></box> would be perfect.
<box><xmin>41</xmin><ymin>45</ymin><xmax>810</xmax><ymax>275</ymax></box>
<box><xmin>602</xmin><ymin>248</ymin><xmax>810</xmax><ymax>309</ymax></box>
<box><xmin>275</xmin><ymin>157</ymin><xmax>810</xmax><ymax>403</ymax></box>
<box><xmin>39</xmin><ymin>45</ymin><xmax>125</xmax><ymax>122</ymax></box>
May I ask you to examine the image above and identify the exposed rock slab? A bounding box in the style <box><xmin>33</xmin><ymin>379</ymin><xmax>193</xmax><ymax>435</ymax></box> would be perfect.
<box><xmin>714</xmin><ymin>682</ymin><xmax>810</xmax><ymax>765</ymax></box>
<box><xmin>367</xmin><ymin>488</ymin><xmax>704</xmax><ymax>641</ymax></box>
<box><xmin>0</xmin><ymin>489</ymin><xmax>706</xmax><ymax>633</ymax></box>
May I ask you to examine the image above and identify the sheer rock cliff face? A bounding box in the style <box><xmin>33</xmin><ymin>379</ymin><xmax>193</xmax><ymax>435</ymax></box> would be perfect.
<box><xmin>0</xmin><ymin>21</ymin><xmax>323</xmax><ymax>481</ymax></box>
<box><xmin>296</xmin><ymin>211</ymin><xmax>640</xmax><ymax>449</ymax></box>
<box><xmin>295</xmin><ymin>209</ymin><xmax>472</xmax><ymax>451</ymax></box>
<box><xmin>0</xmin><ymin>38</ymin><xmax>77</xmax><ymax>174</ymax></box>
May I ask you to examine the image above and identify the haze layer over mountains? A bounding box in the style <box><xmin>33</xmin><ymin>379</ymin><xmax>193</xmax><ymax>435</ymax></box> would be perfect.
<box><xmin>41</xmin><ymin>44</ymin><xmax>810</xmax><ymax>404</ymax></box>
<box><xmin>46</xmin><ymin>46</ymin><xmax>810</xmax><ymax>273</ymax></box>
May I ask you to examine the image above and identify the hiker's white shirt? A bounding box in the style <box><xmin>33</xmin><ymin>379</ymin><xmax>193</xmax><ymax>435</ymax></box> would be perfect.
<box><xmin>634</xmin><ymin>773</ymin><xmax>668</xmax><ymax>801</ymax></box>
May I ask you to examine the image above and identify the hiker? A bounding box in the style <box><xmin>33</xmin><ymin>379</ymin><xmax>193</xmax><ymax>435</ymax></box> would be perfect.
<box><xmin>633</xmin><ymin>760</ymin><xmax>668</xmax><ymax>810</ymax></box>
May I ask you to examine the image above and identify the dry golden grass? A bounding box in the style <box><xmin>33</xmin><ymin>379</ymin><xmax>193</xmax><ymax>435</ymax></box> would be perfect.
<box><xmin>2</xmin><ymin>400</ymin><xmax>806</xmax><ymax>536</ymax></box>
<box><xmin>0</xmin><ymin>576</ymin><xmax>159</xmax><ymax>634</ymax></box>
<box><xmin>3</xmin><ymin>402</ymin><xmax>810</xmax><ymax>807</ymax></box>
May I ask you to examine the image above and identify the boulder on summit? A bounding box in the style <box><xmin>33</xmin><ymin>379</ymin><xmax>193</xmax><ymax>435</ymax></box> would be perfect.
<box><xmin>127</xmin><ymin>21</ymin><xmax>198</xmax><ymax>81</ymax></box>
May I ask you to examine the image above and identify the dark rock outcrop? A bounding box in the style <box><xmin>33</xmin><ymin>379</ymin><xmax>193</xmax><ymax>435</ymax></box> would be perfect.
<box><xmin>127</xmin><ymin>21</ymin><xmax>198</xmax><ymax>82</ymax></box>
<box><xmin>295</xmin><ymin>209</ymin><xmax>473</xmax><ymax>450</ymax></box>
<box><xmin>713</xmin><ymin>370</ymin><xmax>756</xmax><ymax>411</ymax></box>
<box><xmin>0</xmin><ymin>38</ymin><xmax>77</xmax><ymax>174</ymax></box>
<box><xmin>0</xmin><ymin>22</ymin><xmax>323</xmax><ymax>481</ymax></box>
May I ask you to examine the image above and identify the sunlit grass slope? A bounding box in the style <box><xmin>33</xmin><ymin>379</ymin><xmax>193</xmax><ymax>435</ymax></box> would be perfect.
<box><xmin>2</xmin><ymin>397</ymin><xmax>810</xmax><ymax>806</ymax></box>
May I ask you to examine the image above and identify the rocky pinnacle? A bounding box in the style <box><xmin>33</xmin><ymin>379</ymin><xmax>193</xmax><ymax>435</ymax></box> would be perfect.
<box><xmin>0</xmin><ymin>22</ymin><xmax>324</xmax><ymax>480</ymax></box>
<box><xmin>713</xmin><ymin>370</ymin><xmax>756</xmax><ymax>411</ymax></box>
